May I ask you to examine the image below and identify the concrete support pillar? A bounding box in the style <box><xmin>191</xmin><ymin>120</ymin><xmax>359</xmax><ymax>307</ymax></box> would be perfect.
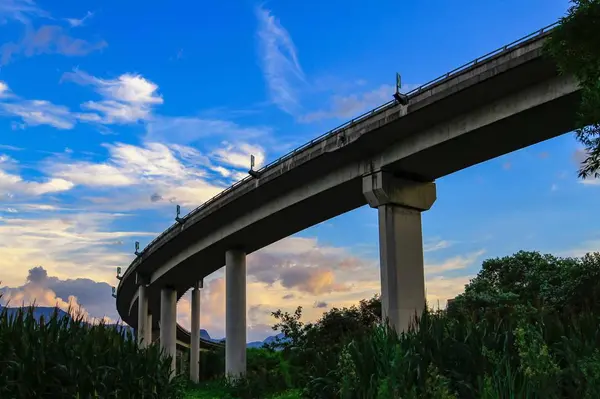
<box><xmin>363</xmin><ymin>171</ymin><xmax>436</xmax><ymax>333</ymax></box>
<box><xmin>225</xmin><ymin>249</ymin><xmax>246</xmax><ymax>378</ymax></box>
<box><xmin>136</xmin><ymin>274</ymin><xmax>149</xmax><ymax>348</ymax></box>
<box><xmin>160</xmin><ymin>287</ymin><xmax>177</xmax><ymax>377</ymax></box>
<box><xmin>145</xmin><ymin>313</ymin><xmax>153</xmax><ymax>345</ymax></box>
<box><xmin>190</xmin><ymin>280</ymin><xmax>203</xmax><ymax>383</ymax></box>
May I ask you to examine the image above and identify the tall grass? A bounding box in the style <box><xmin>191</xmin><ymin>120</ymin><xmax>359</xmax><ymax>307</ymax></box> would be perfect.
<box><xmin>0</xmin><ymin>293</ymin><xmax>185</xmax><ymax>398</ymax></box>
<box><xmin>328</xmin><ymin>308</ymin><xmax>600</xmax><ymax>399</ymax></box>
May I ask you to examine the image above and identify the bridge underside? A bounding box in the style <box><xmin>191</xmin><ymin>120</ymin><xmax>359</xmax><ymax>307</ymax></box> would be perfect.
<box><xmin>141</xmin><ymin>77</ymin><xmax>580</xmax><ymax>320</ymax></box>
<box><xmin>118</xmin><ymin>29</ymin><xmax>582</xmax><ymax>381</ymax></box>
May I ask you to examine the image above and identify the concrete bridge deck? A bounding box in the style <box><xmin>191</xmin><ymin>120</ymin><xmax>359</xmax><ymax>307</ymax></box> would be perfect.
<box><xmin>116</xmin><ymin>22</ymin><xmax>580</xmax><ymax>380</ymax></box>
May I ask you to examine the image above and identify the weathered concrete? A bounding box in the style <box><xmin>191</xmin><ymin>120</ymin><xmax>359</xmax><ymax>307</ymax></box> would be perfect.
<box><xmin>190</xmin><ymin>280</ymin><xmax>202</xmax><ymax>383</ymax></box>
<box><xmin>363</xmin><ymin>171</ymin><xmax>436</xmax><ymax>211</ymax></box>
<box><xmin>160</xmin><ymin>287</ymin><xmax>177</xmax><ymax>377</ymax></box>
<box><xmin>363</xmin><ymin>172</ymin><xmax>436</xmax><ymax>332</ymax></box>
<box><xmin>146</xmin><ymin>312</ymin><xmax>152</xmax><ymax>345</ymax></box>
<box><xmin>136</xmin><ymin>274</ymin><xmax>149</xmax><ymax>347</ymax></box>
<box><xmin>116</xmin><ymin>28</ymin><xmax>581</xmax><ymax>349</ymax></box>
<box><xmin>225</xmin><ymin>249</ymin><xmax>246</xmax><ymax>378</ymax></box>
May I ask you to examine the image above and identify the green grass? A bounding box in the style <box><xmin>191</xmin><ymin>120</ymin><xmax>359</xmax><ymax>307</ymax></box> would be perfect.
<box><xmin>184</xmin><ymin>380</ymin><xmax>301</xmax><ymax>399</ymax></box>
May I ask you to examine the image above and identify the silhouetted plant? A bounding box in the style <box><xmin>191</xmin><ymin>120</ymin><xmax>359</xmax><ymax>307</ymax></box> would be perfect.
<box><xmin>0</xmin><ymin>290</ymin><xmax>185</xmax><ymax>398</ymax></box>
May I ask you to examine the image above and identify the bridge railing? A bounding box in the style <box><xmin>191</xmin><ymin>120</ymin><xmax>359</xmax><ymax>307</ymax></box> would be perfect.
<box><xmin>123</xmin><ymin>21</ymin><xmax>560</xmax><ymax>274</ymax></box>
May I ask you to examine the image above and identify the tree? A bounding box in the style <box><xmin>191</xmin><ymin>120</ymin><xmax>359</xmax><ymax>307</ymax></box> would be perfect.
<box><xmin>545</xmin><ymin>0</ymin><xmax>600</xmax><ymax>178</ymax></box>
<box><xmin>449</xmin><ymin>250</ymin><xmax>600</xmax><ymax>317</ymax></box>
<box><xmin>269</xmin><ymin>295</ymin><xmax>382</xmax><ymax>388</ymax></box>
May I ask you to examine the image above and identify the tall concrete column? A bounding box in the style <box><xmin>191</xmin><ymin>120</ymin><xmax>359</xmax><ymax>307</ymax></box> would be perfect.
<box><xmin>145</xmin><ymin>312</ymin><xmax>153</xmax><ymax>345</ymax></box>
<box><xmin>363</xmin><ymin>171</ymin><xmax>436</xmax><ymax>333</ymax></box>
<box><xmin>190</xmin><ymin>280</ymin><xmax>203</xmax><ymax>383</ymax></box>
<box><xmin>136</xmin><ymin>274</ymin><xmax>149</xmax><ymax>348</ymax></box>
<box><xmin>160</xmin><ymin>286</ymin><xmax>177</xmax><ymax>377</ymax></box>
<box><xmin>225</xmin><ymin>249</ymin><xmax>246</xmax><ymax>378</ymax></box>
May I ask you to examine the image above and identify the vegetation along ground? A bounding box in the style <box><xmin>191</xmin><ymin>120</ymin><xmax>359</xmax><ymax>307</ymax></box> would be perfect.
<box><xmin>0</xmin><ymin>0</ymin><xmax>599</xmax><ymax>398</ymax></box>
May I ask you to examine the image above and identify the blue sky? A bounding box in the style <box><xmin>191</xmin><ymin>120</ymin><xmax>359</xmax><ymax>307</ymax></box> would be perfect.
<box><xmin>1</xmin><ymin>0</ymin><xmax>596</xmax><ymax>341</ymax></box>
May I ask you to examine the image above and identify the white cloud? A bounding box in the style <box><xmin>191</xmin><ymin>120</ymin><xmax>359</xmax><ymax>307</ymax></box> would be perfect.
<box><xmin>301</xmin><ymin>84</ymin><xmax>403</xmax><ymax>123</ymax></box>
<box><xmin>557</xmin><ymin>240</ymin><xmax>600</xmax><ymax>258</ymax></box>
<box><xmin>0</xmin><ymin>0</ymin><xmax>49</xmax><ymax>24</ymax></box>
<box><xmin>0</xmin><ymin>79</ymin><xmax>95</xmax><ymax>130</ymax></box>
<box><xmin>144</xmin><ymin>116</ymin><xmax>270</xmax><ymax>146</ymax></box>
<box><xmin>0</xmin><ymin>266</ymin><xmax>121</xmax><ymax>323</ymax></box>
<box><xmin>0</xmin><ymin>81</ymin><xmax>9</xmax><ymax>97</ymax></box>
<box><xmin>62</xmin><ymin>69</ymin><xmax>163</xmax><ymax>124</ymax></box>
<box><xmin>212</xmin><ymin>142</ymin><xmax>265</xmax><ymax>169</ymax></box>
<box><xmin>172</xmin><ymin>236</ymin><xmax>482</xmax><ymax>339</ymax></box>
<box><xmin>50</xmin><ymin>163</ymin><xmax>134</xmax><ymax>187</ymax></box>
<box><xmin>0</xmin><ymin>155</ymin><xmax>74</xmax><ymax>197</ymax></box>
<box><xmin>0</xmin><ymin>99</ymin><xmax>77</xmax><ymax>129</ymax></box>
<box><xmin>0</xmin><ymin>144</ymin><xmax>23</xmax><ymax>151</ymax></box>
<box><xmin>424</xmin><ymin>239</ymin><xmax>453</xmax><ymax>253</ymax></box>
<box><xmin>572</xmin><ymin>147</ymin><xmax>600</xmax><ymax>185</ymax></box>
<box><xmin>65</xmin><ymin>11</ymin><xmax>94</xmax><ymax>28</ymax></box>
<box><xmin>425</xmin><ymin>250</ymin><xmax>485</xmax><ymax>276</ymax></box>
<box><xmin>299</xmin><ymin>82</ymin><xmax>421</xmax><ymax>123</ymax></box>
<box><xmin>43</xmin><ymin>141</ymin><xmax>235</xmax><ymax>209</ymax></box>
<box><xmin>256</xmin><ymin>5</ymin><xmax>305</xmax><ymax>114</ymax></box>
<box><xmin>1</xmin><ymin>25</ymin><xmax>107</xmax><ymax>65</ymax></box>
<box><xmin>0</xmin><ymin>212</ymin><xmax>153</xmax><ymax>287</ymax></box>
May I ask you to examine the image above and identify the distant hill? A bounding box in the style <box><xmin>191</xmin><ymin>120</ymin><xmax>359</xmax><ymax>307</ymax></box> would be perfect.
<box><xmin>200</xmin><ymin>329</ymin><xmax>212</xmax><ymax>340</ymax></box>
<box><xmin>1</xmin><ymin>306</ymin><xmax>287</xmax><ymax>348</ymax></box>
<box><xmin>247</xmin><ymin>332</ymin><xmax>288</xmax><ymax>349</ymax></box>
<box><xmin>1</xmin><ymin>305</ymin><xmax>70</xmax><ymax>321</ymax></box>
<box><xmin>0</xmin><ymin>306</ymin><xmax>134</xmax><ymax>335</ymax></box>
<box><xmin>199</xmin><ymin>329</ymin><xmax>288</xmax><ymax>349</ymax></box>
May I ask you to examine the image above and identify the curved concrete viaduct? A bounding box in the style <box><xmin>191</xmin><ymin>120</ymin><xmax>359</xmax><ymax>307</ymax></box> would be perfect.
<box><xmin>116</xmin><ymin>23</ymin><xmax>581</xmax><ymax>381</ymax></box>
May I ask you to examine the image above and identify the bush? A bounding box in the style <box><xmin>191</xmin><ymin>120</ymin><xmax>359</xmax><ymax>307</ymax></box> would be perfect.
<box><xmin>226</xmin><ymin>348</ymin><xmax>293</xmax><ymax>398</ymax></box>
<box><xmin>299</xmin><ymin>251</ymin><xmax>600</xmax><ymax>398</ymax></box>
<box><xmin>184</xmin><ymin>347</ymin><xmax>292</xmax><ymax>398</ymax></box>
<box><xmin>0</xmin><ymin>296</ymin><xmax>185</xmax><ymax>398</ymax></box>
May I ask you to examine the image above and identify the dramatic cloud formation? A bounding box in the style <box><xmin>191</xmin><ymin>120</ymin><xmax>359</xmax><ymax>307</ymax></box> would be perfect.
<box><xmin>0</xmin><ymin>266</ymin><xmax>116</xmax><ymax>322</ymax></box>
<box><xmin>0</xmin><ymin>211</ymin><xmax>153</xmax><ymax>286</ymax></box>
<box><xmin>172</xmin><ymin>236</ymin><xmax>482</xmax><ymax>340</ymax></box>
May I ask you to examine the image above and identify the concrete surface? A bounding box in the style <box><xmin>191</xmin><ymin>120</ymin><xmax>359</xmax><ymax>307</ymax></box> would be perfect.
<box><xmin>225</xmin><ymin>249</ymin><xmax>247</xmax><ymax>378</ymax></box>
<box><xmin>190</xmin><ymin>281</ymin><xmax>201</xmax><ymax>383</ymax></box>
<box><xmin>115</xmin><ymin>27</ymin><xmax>581</xmax><ymax>364</ymax></box>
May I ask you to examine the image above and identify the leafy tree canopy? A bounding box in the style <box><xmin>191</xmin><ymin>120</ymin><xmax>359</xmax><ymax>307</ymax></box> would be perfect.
<box><xmin>545</xmin><ymin>0</ymin><xmax>600</xmax><ymax>178</ymax></box>
<box><xmin>450</xmin><ymin>250</ymin><xmax>600</xmax><ymax>317</ymax></box>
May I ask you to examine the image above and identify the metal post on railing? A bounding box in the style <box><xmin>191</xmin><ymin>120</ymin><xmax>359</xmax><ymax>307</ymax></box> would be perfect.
<box><xmin>119</xmin><ymin>21</ymin><xmax>565</xmax><ymax>279</ymax></box>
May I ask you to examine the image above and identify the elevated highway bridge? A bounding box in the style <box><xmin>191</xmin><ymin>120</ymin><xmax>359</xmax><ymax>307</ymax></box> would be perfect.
<box><xmin>116</xmin><ymin>22</ymin><xmax>580</xmax><ymax>381</ymax></box>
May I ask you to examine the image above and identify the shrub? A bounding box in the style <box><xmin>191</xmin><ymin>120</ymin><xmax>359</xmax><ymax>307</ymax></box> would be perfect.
<box><xmin>0</xmin><ymin>296</ymin><xmax>185</xmax><ymax>398</ymax></box>
<box><xmin>299</xmin><ymin>251</ymin><xmax>600</xmax><ymax>399</ymax></box>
